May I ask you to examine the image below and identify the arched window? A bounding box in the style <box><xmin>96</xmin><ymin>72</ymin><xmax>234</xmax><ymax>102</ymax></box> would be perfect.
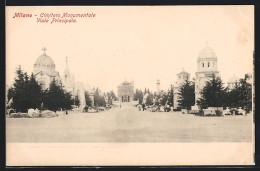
<box><xmin>208</xmin><ymin>62</ymin><xmax>210</xmax><ymax>67</ymax></box>
<box><xmin>202</xmin><ymin>63</ymin><xmax>204</xmax><ymax>67</ymax></box>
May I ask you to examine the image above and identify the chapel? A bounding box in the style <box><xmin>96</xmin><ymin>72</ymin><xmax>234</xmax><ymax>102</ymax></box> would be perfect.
<box><xmin>32</xmin><ymin>47</ymin><xmax>60</xmax><ymax>90</ymax></box>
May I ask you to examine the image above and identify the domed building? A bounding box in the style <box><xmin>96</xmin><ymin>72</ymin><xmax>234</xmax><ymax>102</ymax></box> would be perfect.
<box><xmin>195</xmin><ymin>45</ymin><xmax>219</xmax><ymax>104</ymax></box>
<box><xmin>33</xmin><ymin>47</ymin><xmax>60</xmax><ymax>90</ymax></box>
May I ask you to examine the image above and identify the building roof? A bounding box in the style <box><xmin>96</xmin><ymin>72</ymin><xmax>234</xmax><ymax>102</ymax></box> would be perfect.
<box><xmin>120</xmin><ymin>81</ymin><xmax>132</xmax><ymax>86</ymax></box>
<box><xmin>198</xmin><ymin>46</ymin><xmax>217</xmax><ymax>59</ymax></box>
<box><xmin>34</xmin><ymin>53</ymin><xmax>55</xmax><ymax>67</ymax></box>
<box><xmin>177</xmin><ymin>70</ymin><xmax>190</xmax><ymax>76</ymax></box>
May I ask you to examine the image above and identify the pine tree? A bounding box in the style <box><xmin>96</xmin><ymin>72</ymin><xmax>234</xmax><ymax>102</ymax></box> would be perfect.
<box><xmin>134</xmin><ymin>89</ymin><xmax>139</xmax><ymax>101</ymax></box>
<box><xmin>74</xmin><ymin>95</ymin><xmax>80</xmax><ymax>107</ymax></box>
<box><xmin>110</xmin><ymin>90</ymin><xmax>118</xmax><ymax>101</ymax></box>
<box><xmin>223</xmin><ymin>82</ymin><xmax>240</xmax><ymax>109</ymax></box>
<box><xmin>133</xmin><ymin>89</ymin><xmax>144</xmax><ymax>104</ymax></box>
<box><xmin>167</xmin><ymin>84</ymin><xmax>174</xmax><ymax>107</ymax></box>
<box><xmin>177</xmin><ymin>80</ymin><xmax>195</xmax><ymax>110</ymax></box>
<box><xmin>145</xmin><ymin>92</ymin><xmax>154</xmax><ymax>106</ymax></box>
<box><xmin>238</xmin><ymin>74</ymin><xmax>252</xmax><ymax>113</ymax></box>
<box><xmin>93</xmin><ymin>87</ymin><xmax>106</xmax><ymax>107</ymax></box>
<box><xmin>160</xmin><ymin>91</ymin><xmax>168</xmax><ymax>106</ymax></box>
<box><xmin>85</xmin><ymin>91</ymin><xmax>93</xmax><ymax>106</ymax></box>
<box><xmin>27</xmin><ymin>74</ymin><xmax>42</xmax><ymax>109</ymax></box>
<box><xmin>42</xmin><ymin>80</ymin><xmax>73</xmax><ymax>111</ymax></box>
<box><xmin>197</xmin><ymin>75</ymin><xmax>226</xmax><ymax>109</ymax></box>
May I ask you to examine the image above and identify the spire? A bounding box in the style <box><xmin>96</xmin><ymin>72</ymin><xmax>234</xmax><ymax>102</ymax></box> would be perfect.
<box><xmin>42</xmin><ymin>47</ymin><xmax>47</xmax><ymax>54</ymax></box>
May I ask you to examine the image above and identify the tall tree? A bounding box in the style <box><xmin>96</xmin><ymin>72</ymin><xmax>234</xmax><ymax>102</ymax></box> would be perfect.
<box><xmin>85</xmin><ymin>91</ymin><xmax>93</xmax><ymax>106</ymax></box>
<box><xmin>110</xmin><ymin>90</ymin><xmax>118</xmax><ymax>101</ymax></box>
<box><xmin>73</xmin><ymin>95</ymin><xmax>80</xmax><ymax>107</ymax></box>
<box><xmin>134</xmin><ymin>89</ymin><xmax>143</xmax><ymax>104</ymax></box>
<box><xmin>42</xmin><ymin>80</ymin><xmax>73</xmax><ymax>111</ymax></box>
<box><xmin>238</xmin><ymin>74</ymin><xmax>252</xmax><ymax>112</ymax></box>
<box><xmin>7</xmin><ymin>66</ymin><xmax>44</xmax><ymax>112</ymax></box>
<box><xmin>145</xmin><ymin>92</ymin><xmax>154</xmax><ymax>106</ymax></box>
<box><xmin>94</xmin><ymin>87</ymin><xmax>106</xmax><ymax>107</ymax></box>
<box><xmin>160</xmin><ymin>91</ymin><xmax>168</xmax><ymax>106</ymax></box>
<box><xmin>177</xmin><ymin>80</ymin><xmax>195</xmax><ymax>110</ymax></box>
<box><xmin>27</xmin><ymin>74</ymin><xmax>42</xmax><ymax>109</ymax></box>
<box><xmin>223</xmin><ymin>82</ymin><xmax>240</xmax><ymax>109</ymax></box>
<box><xmin>166</xmin><ymin>84</ymin><xmax>174</xmax><ymax>107</ymax></box>
<box><xmin>197</xmin><ymin>75</ymin><xmax>226</xmax><ymax>109</ymax></box>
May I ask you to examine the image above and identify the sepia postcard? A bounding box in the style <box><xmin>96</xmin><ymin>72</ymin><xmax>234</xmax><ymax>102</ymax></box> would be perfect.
<box><xmin>6</xmin><ymin>5</ymin><xmax>254</xmax><ymax>166</ymax></box>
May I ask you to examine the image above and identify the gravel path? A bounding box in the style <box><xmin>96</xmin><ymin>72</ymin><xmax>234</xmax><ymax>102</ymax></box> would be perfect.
<box><xmin>6</xmin><ymin>106</ymin><xmax>253</xmax><ymax>142</ymax></box>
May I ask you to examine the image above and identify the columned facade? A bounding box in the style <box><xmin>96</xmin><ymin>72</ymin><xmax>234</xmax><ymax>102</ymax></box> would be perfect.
<box><xmin>117</xmin><ymin>81</ymin><xmax>134</xmax><ymax>103</ymax></box>
<box><xmin>195</xmin><ymin>45</ymin><xmax>219</xmax><ymax>104</ymax></box>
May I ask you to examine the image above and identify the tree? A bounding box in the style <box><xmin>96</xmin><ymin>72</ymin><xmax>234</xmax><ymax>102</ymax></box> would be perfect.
<box><xmin>42</xmin><ymin>80</ymin><xmax>73</xmax><ymax>111</ymax></box>
<box><xmin>110</xmin><ymin>90</ymin><xmax>118</xmax><ymax>101</ymax></box>
<box><xmin>11</xmin><ymin>66</ymin><xmax>27</xmax><ymax>112</ymax></box>
<box><xmin>145</xmin><ymin>92</ymin><xmax>154</xmax><ymax>106</ymax></box>
<box><xmin>177</xmin><ymin>80</ymin><xmax>195</xmax><ymax>110</ymax></box>
<box><xmin>27</xmin><ymin>74</ymin><xmax>43</xmax><ymax>109</ymax></box>
<box><xmin>73</xmin><ymin>95</ymin><xmax>80</xmax><ymax>107</ymax></box>
<box><xmin>166</xmin><ymin>85</ymin><xmax>174</xmax><ymax>107</ymax></box>
<box><xmin>85</xmin><ymin>91</ymin><xmax>93</xmax><ymax>106</ymax></box>
<box><xmin>160</xmin><ymin>91</ymin><xmax>168</xmax><ymax>106</ymax></box>
<box><xmin>134</xmin><ymin>89</ymin><xmax>143</xmax><ymax>104</ymax></box>
<box><xmin>237</xmin><ymin>74</ymin><xmax>252</xmax><ymax>112</ymax></box>
<box><xmin>153</xmin><ymin>92</ymin><xmax>161</xmax><ymax>106</ymax></box>
<box><xmin>93</xmin><ymin>87</ymin><xmax>106</xmax><ymax>107</ymax></box>
<box><xmin>223</xmin><ymin>82</ymin><xmax>240</xmax><ymax>109</ymax></box>
<box><xmin>7</xmin><ymin>66</ymin><xmax>42</xmax><ymax>112</ymax></box>
<box><xmin>197</xmin><ymin>75</ymin><xmax>226</xmax><ymax>109</ymax></box>
<box><xmin>222</xmin><ymin>74</ymin><xmax>252</xmax><ymax>113</ymax></box>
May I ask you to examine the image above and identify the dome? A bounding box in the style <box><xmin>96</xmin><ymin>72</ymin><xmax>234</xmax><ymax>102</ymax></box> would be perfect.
<box><xmin>34</xmin><ymin>53</ymin><xmax>55</xmax><ymax>67</ymax></box>
<box><xmin>177</xmin><ymin>70</ymin><xmax>190</xmax><ymax>76</ymax></box>
<box><xmin>198</xmin><ymin>46</ymin><xmax>217</xmax><ymax>59</ymax></box>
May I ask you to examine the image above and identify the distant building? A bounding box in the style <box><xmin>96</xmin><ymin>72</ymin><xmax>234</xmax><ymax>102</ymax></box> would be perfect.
<box><xmin>117</xmin><ymin>81</ymin><xmax>134</xmax><ymax>103</ymax></box>
<box><xmin>195</xmin><ymin>45</ymin><xmax>219</xmax><ymax>104</ymax></box>
<box><xmin>173</xmin><ymin>69</ymin><xmax>190</xmax><ymax>109</ymax></box>
<box><xmin>227</xmin><ymin>75</ymin><xmax>239</xmax><ymax>90</ymax></box>
<box><xmin>61</xmin><ymin>57</ymin><xmax>86</xmax><ymax>108</ymax></box>
<box><xmin>32</xmin><ymin>48</ymin><xmax>89</xmax><ymax>109</ymax></box>
<box><xmin>33</xmin><ymin>47</ymin><xmax>61</xmax><ymax>90</ymax></box>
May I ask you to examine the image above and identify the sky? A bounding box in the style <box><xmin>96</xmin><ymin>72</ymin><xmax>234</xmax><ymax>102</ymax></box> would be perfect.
<box><xmin>6</xmin><ymin>6</ymin><xmax>254</xmax><ymax>94</ymax></box>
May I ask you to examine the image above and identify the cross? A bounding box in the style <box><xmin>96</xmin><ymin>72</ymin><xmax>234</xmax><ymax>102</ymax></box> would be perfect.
<box><xmin>42</xmin><ymin>47</ymin><xmax>47</xmax><ymax>54</ymax></box>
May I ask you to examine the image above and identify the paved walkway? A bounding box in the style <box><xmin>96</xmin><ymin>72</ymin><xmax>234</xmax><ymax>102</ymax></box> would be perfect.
<box><xmin>6</xmin><ymin>105</ymin><xmax>253</xmax><ymax>142</ymax></box>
